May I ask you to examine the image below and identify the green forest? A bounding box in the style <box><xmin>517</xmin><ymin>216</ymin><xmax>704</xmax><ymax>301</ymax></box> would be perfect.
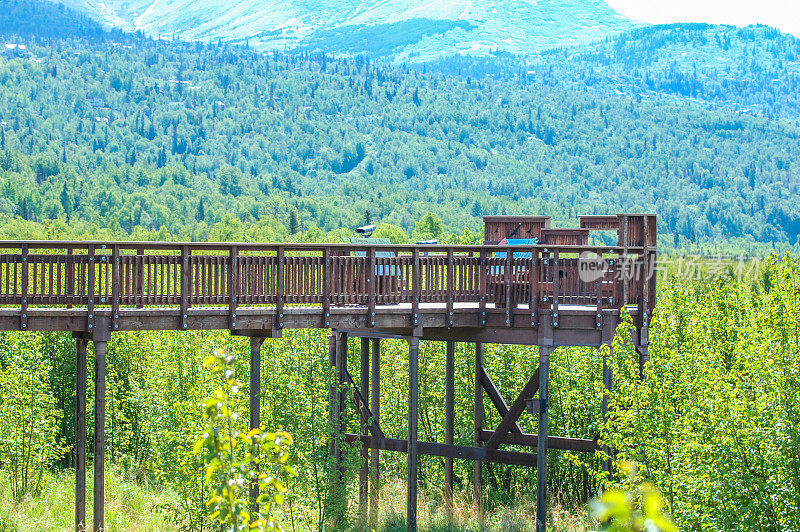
<box><xmin>1</xmin><ymin>1</ymin><xmax>800</xmax><ymax>251</ymax></box>
<box><xmin>1</xmin><ymin>0</ymin><xmax>800</xmax><ymax>530</ymax></box>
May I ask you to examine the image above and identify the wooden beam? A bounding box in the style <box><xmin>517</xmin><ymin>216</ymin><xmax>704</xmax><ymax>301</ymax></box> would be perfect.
<box><xmin>343</xmin><ymin>369</ymin><xmax>385</xmax><ymax>439</ymax></box>
<box><xmin>407</xmin><ymin>337</ymin><xmax>420</xmax><ymax>531</ymax></box>
<box><xmin>485</xmin><ymin>368</ymin><xmax>541</xmax><ymax>450</ymax></box>
<box><xmin>479</xmin><ymin>430</ymin><xmax>598</xmax><ymax>452</ymax></box>
<box><xmin>479</xmin><ymin>365</ymin><xmax>522</xmax><ymax>435</ymax></box>
<box><xmin>345</xmin><ymin>434</ymin><xmax>537</xmax><ymax>467</ymax></box>
<box><xmin>75</xmin><ymin>338</ymin><xmax>87</xmax><ymax>532</ymax></box>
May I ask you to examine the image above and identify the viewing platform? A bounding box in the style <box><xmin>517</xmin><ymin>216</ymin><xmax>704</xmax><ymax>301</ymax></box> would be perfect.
<box><xmin>0</xmin><ymin>213</ymin><xmax>656</xmax><ymax>532</ymax></box>
<box><xmin>0</xmin><ymin>213</ymin><xmax>656</xmax><ymax>346</ymax></box>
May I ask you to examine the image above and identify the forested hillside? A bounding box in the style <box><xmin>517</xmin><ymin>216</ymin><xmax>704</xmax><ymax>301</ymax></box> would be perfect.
<box><xmin>1</xmin><ymin>0</ymin><xmax>800</xmax><ymax>251</ymax></box>
<box><xmin>427</xmin><ymin>23</ymin><xmax>800</xmax><ymax>119</ymax></box>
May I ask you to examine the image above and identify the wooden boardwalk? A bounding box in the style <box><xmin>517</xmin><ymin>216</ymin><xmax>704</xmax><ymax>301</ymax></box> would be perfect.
<box><xmin>0</xmin><ymin>214</ymin><xmax>656</xmax><ymax>532</ymax></box>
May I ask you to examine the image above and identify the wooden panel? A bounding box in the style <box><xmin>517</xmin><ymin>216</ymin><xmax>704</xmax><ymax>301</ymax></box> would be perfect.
<box><xmin>541</xmin><ymin>229</ymin><xmax>589</xmax><ymax>246</ymax></box>
<box><xmin>483</xmin><ymin>216</ymin><xmax>550</xmax><ymax>244</ymax></box>
<box><xmin>579</xmin><ymin>215</ymin><xmax>619</xmax><ymax>231</ymax></box>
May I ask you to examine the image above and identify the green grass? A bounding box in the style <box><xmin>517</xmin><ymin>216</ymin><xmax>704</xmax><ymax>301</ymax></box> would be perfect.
<box><xmin>0</xmin><ymin>471</ymin><xmax>591</xmax><ymax>531</ymax></box>
<box><xmin>0</xmin><ymin>466</ymin><xmax>174</xmax><ymax>531</ymax></box>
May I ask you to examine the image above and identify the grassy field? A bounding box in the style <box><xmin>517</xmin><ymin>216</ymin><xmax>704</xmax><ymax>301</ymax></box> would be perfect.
<box><xmin>0</xmin><ymin>467</ymin><xmax>174</xmax><ymax>532</ymax></box>
<box><xmin>0</xmin><ymin>469</ymin><xmax>593</xmax><ymax>532</ymax></box>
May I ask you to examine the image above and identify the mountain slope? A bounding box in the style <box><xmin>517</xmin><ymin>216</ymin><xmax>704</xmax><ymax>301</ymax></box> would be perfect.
<box><xmin>423</xmin><ymin>23</ymin><xmax>800</xmax><ymax>118</ymax></box>
<box><xmin>59</xmin><ymin>0</ymin><xmax>641</xmax><ymax>59</ymax></box>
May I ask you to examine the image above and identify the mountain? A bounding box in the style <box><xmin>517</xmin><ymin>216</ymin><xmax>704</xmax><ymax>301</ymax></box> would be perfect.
<box><xmin>58</xmin><ymin>0</ymin><xmax>641</xmax><ymax>59</ymax></box>
<box><xmin>422</xmin><ymin>23</ymin><xmax>800</xmax><ymax>119</ymax></box>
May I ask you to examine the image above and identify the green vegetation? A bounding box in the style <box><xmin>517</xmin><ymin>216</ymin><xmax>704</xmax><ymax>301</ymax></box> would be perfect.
<box><xmin>0</xmin><ymin>0</ymin><xmax>799</xmax><ymax>251</ymax></box>
<box><xmin>0</xmin><ymin>2</ymin><xmax>799</xmax><ymax>530</ymax></box>
<box><xmin>0</xmin><ymin>257</ymin><xmax>798</xmax><ymax>530</ymax></box>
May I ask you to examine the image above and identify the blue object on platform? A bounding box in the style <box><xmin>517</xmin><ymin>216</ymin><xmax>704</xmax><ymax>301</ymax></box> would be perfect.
<box><xmin>492</xmin><ymin>238</ymin><xmax>538</xmax><ymax>274</ymax></box>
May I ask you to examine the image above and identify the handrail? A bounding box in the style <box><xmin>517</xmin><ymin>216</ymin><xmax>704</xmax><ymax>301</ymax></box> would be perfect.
<box><xmin>0</xmin><ymin>241</ymin><xmax>656</xmax><ymax>326</ymax></box>
<box><xmin>0</xmin><ymin>240</ymin><xmax>651</xmax><ymax>254</ymax></box>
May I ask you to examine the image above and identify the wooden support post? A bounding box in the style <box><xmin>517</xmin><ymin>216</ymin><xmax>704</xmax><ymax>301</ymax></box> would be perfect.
<box><xmin>407</xmin><ymin>337</ymin><xmax>420</xmax><ymax>531</ymax></box>
<box><xmin>93</xmin><ymin>339</ymin><xmax>107</xmax><ymax>532</ymax></box>
<box><xmin>75</xmin><ymin>338</ymin><xmax>87</xmax><ymax>532</ymax></box>
<box><xmin>327</xmin><ymin>332</ymin><xmax>347</xmax><ymax>526</ymax></box>
<box><xmin>637</xmin><ymin>345</ymin><xmax>649</xmax><ymax>380</ymax></box>
<box><xmin>473</xmin><ymin>342</ymin><xmax>484</xmax><ymax>520</ymax></box>
<box><xmin>250</xmin><ymin>337</ymin><xmax>264</xmax><ymax>515</ymax></box>
<box><xmin>369</xmin><ymin>338</ymin><xmax>380</xmax><ymax>529</ymax></box>
<box><xmin>536</xmin><ymin>346</ymin><xmax>552</xmax><ymax>532</ymax></box>
<box><xmin>359</xmin><ymin>338</ymin><xmax>369</xmax><ymax>524</ymax></box>
<box><xmin>602</xmin><ymin>346</ymin><xmax>613</xmax><ymax>475</ymax></box>
<box><xmin>444</xmin><ymin>340</ymin><xmax>455</xmax><ymax>518</ymax></box>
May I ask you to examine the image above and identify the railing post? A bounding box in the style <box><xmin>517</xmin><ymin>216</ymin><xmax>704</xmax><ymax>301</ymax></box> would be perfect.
<box><xmin>479</xmin><ymin>248</ymin><xmax>487</xmax><ymax>326</ymax></box>
<box><xmin>229</xmin><ymin>246</ymin><xmax>238</xmax><ymax>330</ymax></box>
<box><xmin>529</xmin><ymin>249</ymin><xmax>539</xmax><ymax>327</ymax></box>
<box><xmin>112</xmin><ymin>246</ymin><xmax>120</xmax><ymax>332</ymax></box>
<box><xmin>552</xmin><ymin>249</ymin><xmax>559</xmax><ymax>328</ymax></box>
<box><xmin>136</xmin><ymin>245</ymin><xmax>144</xmax><ymax>308</ymax></box>
<box><xmin>67</xmin><ymin>247</ymin><xmax>74</xmax><ymax>309</ymax></box>
<box><xmin>87</xmin><ymin>246</ymin><xmax>96</xmax><ymax>332</ymax></box>
<box><xmin>276</xmin><ymin>246</ymin><xmax>285</xmax><ymax>330</ymax></box>
<box><xmin>446</xmin><ymin>248</ymin><xmax>454</xmax><ymax>327</ymax></box>
<box><xmin>322</xmin><ymin>247</ymin><xmax>331</xmax><ymax>328</ymax></box>
<box><xmin>412</xmin><ymin>248</ymin><xmax>420</xmax><ymax>332</ymax></box>
<box><xmin>367</xmin><ymin>246</ymin><xmax>376</xmax><ymax>327</ymax></box>
<box><xmin>20</xmin><ymin>245</ymin><xmax>28</xmax><ymax>330</ymax></box>
<box><xmin>181</xmin><ymin>246</ymin><xmax>190</xmax><ymax>330</ymax></box>
<box><xmin>505</xmin><ymin>243</ymin><xmax>512</xmax><ymax>327</ymax></box>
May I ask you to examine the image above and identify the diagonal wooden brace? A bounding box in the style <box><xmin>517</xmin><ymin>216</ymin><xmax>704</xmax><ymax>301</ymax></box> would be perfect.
<box><xmin>479</xmin><ymin>365</ymin><xmax>522</xmax><ymax>435</ymax></box>
<box><xmin>485</xmin><ymin>367</ymin><xmax>541</xmax><ymax>450</ymax></box>
<box><xmin>344</xmin><ymin>368</ymin><xmax>385</xmax><ymax>438</ymax></box>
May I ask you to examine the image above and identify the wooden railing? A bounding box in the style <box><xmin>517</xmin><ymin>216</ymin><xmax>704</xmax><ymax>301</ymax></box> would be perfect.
<box><xmin>0</xmin><ymin>241</ymin><xmax>656</xmax><ymax>329</ymax></box>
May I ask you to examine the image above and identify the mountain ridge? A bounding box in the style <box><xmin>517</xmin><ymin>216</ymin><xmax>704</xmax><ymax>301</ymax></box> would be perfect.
<box><xmin>59</xmin><ymin>0</ymin><xmax>642</xmax><ymax>59</ymax></box>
